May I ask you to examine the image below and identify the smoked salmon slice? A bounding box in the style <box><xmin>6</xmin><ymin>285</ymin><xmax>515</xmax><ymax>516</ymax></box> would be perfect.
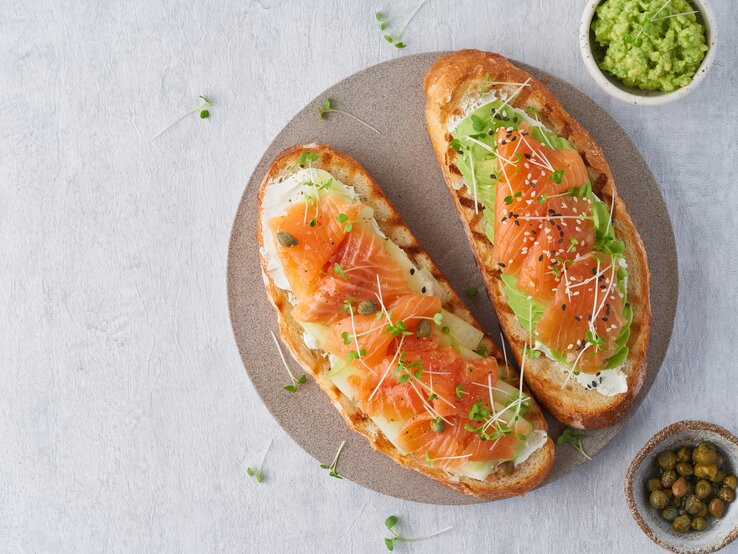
<box><xmin>516</xmin><ymin>195</ymin><xmax>595</xmax><ymax>303</ymax></box>
<box><xmin>292</xmin><ymin>223</ymin><xmax>413</xmax><ymax>324</ymax></box>
<box><xmin>321</xmin><ymin>294</ymin><xmax>442</xmax><ymax>367</ymax></box>
<box><xmin>535</xmin><ymin>253</ymin><xmax>626</xmax><ymax>372</ymax></box>
<box><xmin>269</xmin><ymin>194</ymin><xmax>362</xmax><ymax>299</ymax></box>
<box><xmin>493</xmin><ymin>124</ymin><xmax>588</xmax><ymax>273</ymax></box>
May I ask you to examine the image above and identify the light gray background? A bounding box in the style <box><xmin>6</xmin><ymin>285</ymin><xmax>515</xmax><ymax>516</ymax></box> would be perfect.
<box><xmin>2</xmin><ymin>0</ymin><xmax>736</xmax><ymax>553</ymax></box>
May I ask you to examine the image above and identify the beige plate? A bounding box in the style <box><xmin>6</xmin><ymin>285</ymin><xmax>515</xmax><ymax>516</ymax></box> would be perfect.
<box><xmin>227</xmin><ymin>53</ymin><xmax>677</xmax><ymax>504</ymax></box>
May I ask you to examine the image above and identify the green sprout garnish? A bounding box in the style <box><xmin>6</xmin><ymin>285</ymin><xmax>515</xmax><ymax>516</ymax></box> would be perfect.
<box><xmin>585</xmin><ymin>329</ymin><xmax>606</xmax><ymax>351</ymax></box>
<box><xmin>385</xmin><ymin>319</ymin><xmax>410</xmax><ymax>337</ymax></box>
<box><xmin>374</xmin><ymin>0</ymin><xmax>429</xmax><ymax>50</ymax></box>
<box><xmin>504</xmin><ymin>191</ymin><xmax>522</xmax><ymax>205</ymax></box>
<box><xmin>567</xmin><ymin>237</ymin><xmax>579</xmax><ymax>253</ymax></box>
<box><xmin>334</xmin><ymin>262</ymin><xmax>349</xmax><ymax>281</ymax></box>
<box><xmin>465</xmin><ymin>288</ymin><xmax>478</xmax><ymax>298</ymax></box>
<box><xmin>320</xmin><ymin>440</ymin><xmax>346</xmax><ymax>478</ymax></box>
<box><xmin>317</xmin><ymin>98</ymin><xmax>380</xmax><ymax>134</ymax></box>
<box><xmin>557</xmin><ymin>428</ymin><xmax>592</xmax><ymax>460</ymax></box>
<box><xmin>473</xmin><ymin>345</ymin><xmax>489</xmax><ymax>357</ymax></box>
<box><xmin>393</xmin><ymin>352</ymin><xmax>422</xmax><ymax>383</ymax></box>
<box><xmin>550</xmin><ymin>169</ymin><xmax>565</xmax><ymax>184</ymax></box>
<box><xmin>246</xmin><ymin>438</ymin><xmax>272</xmax><ymax>484</ymax></box>
<box><xmin>297</xmin><ymin>150</ymin><xmax>319</xmax><ymax>166</ymax></box>
<box><xmin>432</xmin><ymin>312</ymin><xmax>443</xmax><ymax>325</ymax></box>
<box><xmin>271</xmin><ymin>331</ymin><xmax>308</xmax><ymax>392</ymax></box>
<box><xmin>347</xmin><ymin>348</ymin><xmax>367</xmax><ymax>361</ymax></box>
<box><xmin>335</xmin><ymin>212</ymin><xmax>352</xmax><ymax>232</ymax></box>
<box><xmin>151</xmin><ymin>95</ymin><xmax>212</xmax><ymax>141</ymax></box>
<box><xmin>455</xmin><ymin>384</ymin><xmax>464</xmax><ymax>399</ymax></box>
<box><xmin>383</xmin><ymin>514</ymin><xmax>453</xmax><ymax>551</ymax></box>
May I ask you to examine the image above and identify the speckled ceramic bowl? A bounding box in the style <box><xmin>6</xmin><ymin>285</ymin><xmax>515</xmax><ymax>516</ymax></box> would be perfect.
<box><xmin>625</xmin><ymin>421</ymin><xmax>738</xmax><ymax>553</ymax></box>
<box><xmin>580</xmin><ymin>0</ymin><xmax>718</xmax><ymax>106</ymax></box>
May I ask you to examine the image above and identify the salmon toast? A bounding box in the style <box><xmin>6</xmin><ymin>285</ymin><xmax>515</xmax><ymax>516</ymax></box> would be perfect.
<box><xmin>257</xmin><ymin>143</ymin><xmax>554</xmax><ymax>498</ymax></box>
<box><xmin>424</xmin><ymin>51</ymin><xmax>651</xmax><ymax>429</ymax></box>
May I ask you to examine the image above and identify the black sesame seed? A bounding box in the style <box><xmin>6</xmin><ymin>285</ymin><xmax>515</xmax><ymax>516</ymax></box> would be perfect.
<box><xmin>421</xmin><ymin>286</ymin><xmax>427</xmax><ymax>293</ymax></box>
<box><xmin>410</xmin><ymin>268</ymin><xmax>415</xmax><ymax>275</ymax></box>
<box><xmin>562</xmin><ymin>304</ymin><xmax>566</xmax><ymax>311</ymax></box>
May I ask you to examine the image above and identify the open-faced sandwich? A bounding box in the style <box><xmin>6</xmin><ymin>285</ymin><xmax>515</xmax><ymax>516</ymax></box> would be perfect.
<box><xmin>424</xmin><ymin>50</ymin><xmax>651</xmax><ymax>429</ymax></box>
<box><xmin>257</xmin><ymin>143</ymin><xmax>554</xmax><ymax>498</ymax></box>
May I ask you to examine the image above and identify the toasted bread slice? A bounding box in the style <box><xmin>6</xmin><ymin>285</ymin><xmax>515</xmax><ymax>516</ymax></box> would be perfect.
<box><xmin>423</xmin><ymin>50</ymin><xmax>651</xmax><ymax>429</ymax></box>
<box><xmin>257</xmin><ymin>143</ymin><xmax>554</xmax><ymax>498</ymax></box>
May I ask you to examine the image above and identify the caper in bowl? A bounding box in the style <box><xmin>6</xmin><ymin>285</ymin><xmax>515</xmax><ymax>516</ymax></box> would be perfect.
<box><xmin>625</xmin><ymin>421</ymin><xmax>738</xmax><ymax>553</ymax></box>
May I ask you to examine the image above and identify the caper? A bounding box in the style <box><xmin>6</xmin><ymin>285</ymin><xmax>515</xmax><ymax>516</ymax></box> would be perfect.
<box><xmin>676</xmin><ymin>447</ymin><xmax>692</xmax><ymax>463</ymax></box>
<box><xmin>694</xmin><ymin>504</ymin><xmax>708</xmax><ymax>518</ymax></box>
<box><xmin>416</xmin><ymin>319</ymin><xmax>432</xmax><ymax>338</ymax></box>
<box><xmin>716</xmin><ymin>454</ymin><xmax>725</xmax><ymax>468</ymax></box>
<box><xmin>650</xmin><ymin>490</ymin><xmax>669</xmax><ymax>510</ymax></box>
<box><xmin>276</xmin><ymin>231</ymin><xmax>298</xmax><ymax>248</ymax></box>
<box><xmin>719</xmin><ymin>486</ymin><xmax>735</xmax><ymax>503</ymax></box>
<box><xmin>708</xmin><ymin>498</ymin><xmax>726</xmax><ymax>518</ymax></box>
<box><xmin>695</xmin><ymin>479</ymin><xmax>712</xmax><ymax>499</ymax></box>
<box><xmin>684</xmin><ymin>494</ymin><xmax>704</xmax><ymax>515</ymax></box>
<box><xmin>693</xmin><ymin>441</ymin><xmax>719</xmax><ymax>465</ymax></box>
<box><xmin>694</xmin><ymin>463</ymin><xmax>718</xmax><ymax>481</ymax></box>
<box><xmin>661</xmin><ymin>506</ymin><xmax>679</xmax><ymax>522</ymax></box>
<box><xmin>672</xmin><ymin>477</ymin><xmax>689</xmax><ymax>498</ymax></box>
<box><xmin>661</xmin><ymin>469</ymin><xmax>678</xmax><ymax>488</ymax></box>
<box><xmin>430</xmin><ymin>418</ymin><xmax>446</xmax><ymax>433</ymax></box>
<box><xmin>357</xmin><ymin>300</ymin><xmax>377</xmax><ymax>316</ymax></box>
<box><xmin>497</xmin><ymin>461</ymin><xmax>514</xmax><ymax>476</ymax></box>
<box><xmin>672</xmin><ymin>514</ymin><xmax>692</xmax><ymax>533</ymax></box>
<box><xmin>676</xmin><ymin>462</ymin><xmax>694</xmax><ymax>478</ymax></box>
<box><xmin>691</xmin><ymin>517</ymin><xmax>708</xmax><ymax>531</ymax></box>
<box><xmin>647</xmin><ymin>477</ymin><xmax>663</xmax><ymax>492</ymax></box>
<box><xmin>658</xmin><ymin>450</ymin><xmax>678</xmax><ymax>470</ymax></box>
<box><xmin>713</xmin><ymin>469</ymin><xmax>727</xmax><ymax>483</ymax></box>
<box><xmin>724</xmin><ymin>475</ymin><xmax>738</xmax><ymax>489</ymax></box>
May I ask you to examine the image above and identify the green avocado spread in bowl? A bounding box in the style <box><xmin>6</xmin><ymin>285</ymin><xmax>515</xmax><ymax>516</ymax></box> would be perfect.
<box><xmin>589</xmin><ymin>0</ymin><xmax>710</xmax><ymax>94</ymax></box>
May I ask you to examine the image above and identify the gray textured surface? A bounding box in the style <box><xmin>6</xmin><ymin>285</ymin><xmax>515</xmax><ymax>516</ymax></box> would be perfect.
<box><xmin>2</xmin><ymin>0</ymin><xmax>737</xmax><ymax>552</ymax></box>
<box><xmin>228</xmin><ymin>53</ymin><xmax>676</xmax><ymax>504</ymax></box>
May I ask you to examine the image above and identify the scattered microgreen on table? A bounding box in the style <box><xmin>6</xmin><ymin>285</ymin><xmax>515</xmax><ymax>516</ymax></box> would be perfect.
<box><xmin>383</xmin><ymin>515</ymin><xmax>453</xmax><ymax>551</ymax></box>
<box><xmin>151</xmin><ymin>95</ymin><xmax>212</xmax><ymax>141</ymax></box>
<box><xmin>557</xmin><ymin>427</ymin><xmax>592</xmax><ymax>460</ymax></box>
<box><xmin>246</xmin><ymin>439</ymin><xmax>273</xmax><ymax>484</ymax></box>
<box><xmin>374</xmin><ymin>0</ymin><xmax>430</xmax><ymax>50</ymax></box>
<box><xmin>270</xmin><ymin>331</ymin><xmax>307</xmax><ymax>392</ymax></box>
<box><xmin>320</xmin><ymin>440</ymin><xmax>346</xmax><ymax>478</ymax></box>
<box><xmin>464</xmin><ymin>287</ymin><xmax>478</xmax><ymax>298</ymax></box>
<box><xmin>317</xmin><ymin>98</ymin><xmax>380</xmax><ymax>134</ymax></box>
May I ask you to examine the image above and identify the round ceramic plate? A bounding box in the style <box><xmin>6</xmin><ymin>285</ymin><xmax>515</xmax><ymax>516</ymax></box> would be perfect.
<box><xmin>227</xmin><ymin>52</ymin><xmax>678</xmax><ymax>504</ymax></box>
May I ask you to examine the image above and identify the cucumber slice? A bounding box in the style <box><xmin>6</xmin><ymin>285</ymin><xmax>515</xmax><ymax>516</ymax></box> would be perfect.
<box><xmin>440</xmin><ymin>309</ymin><xmax>484</xmax><ymax>349</ymax></box>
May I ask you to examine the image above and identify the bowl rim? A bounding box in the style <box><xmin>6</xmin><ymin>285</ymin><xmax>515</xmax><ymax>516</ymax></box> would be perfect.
<box><xmin>624</xmin><ymin>420</ymin><xmax>738</xmax><ymax>554</ymax></box>
<box><xmin>579</xmin><ymin>0</ymin><xmax>718</xmax><ymax>106</ymax></box>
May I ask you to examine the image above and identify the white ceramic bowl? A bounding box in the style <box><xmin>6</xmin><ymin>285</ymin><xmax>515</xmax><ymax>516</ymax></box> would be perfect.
<box><xmin>579</xmin><ymin>0</ymin><xmax>718</xmax><ymax>106</ymax></box>
<box><xmin>625</xmin><ymin>421</ymin><xmax>738</xmax><ymax>554</ymax></box>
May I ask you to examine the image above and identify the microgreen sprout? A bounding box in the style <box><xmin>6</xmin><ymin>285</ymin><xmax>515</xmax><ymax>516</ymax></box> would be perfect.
<box><xmin>334</xmin><ymin>263</ymin><xmax>349</xmax><ymax>281</ymax></box>
<box><xmin>317</xmin><ymin>98</ymin><xmax>380</xmax><ymax>134</ymax></box>
<box><xmin>375</xmin><ymin>0</ymin><xmax>429</xmax><ymax>50</ymax></box>
<box><xmin>246</xmin><ymin>438</ymin><xmax>273</xmax><ymax>484</ymax></box>
<box><xmin>432</xmin><ymin>312</ymin><xmax>443</xmax><ymax>326</ymax></box>
<box><xmin>393</xmin><ymin>352</ymin><xmax>422</xmax><ymax>383</ymax></box>
<box><xmin>270</xmin><ymin>331</ymin><xmax>307</xmax><ymax>392</ymax></box>
<box><xmin>384</xmin><ymin>514</ymin><xmax>454</xmax><ymax>551</ymax></box>
<box><xmin>336</xmin><ymin>212</ymin><xmax>353</xmax><ymax>232</ymax></box>
<box><xmin>297</xmin><ymin>151</ymin><xmax>319</xmax><ymax>166</ymax></box>
<box><xmin>557</xmin><ymin>428</ymin><xmax>592</xmax><ymax>460</ymax></box>
<box><xmin>320</xmin><ymin>440</ymin><xmax>346</xmax><ymax>478</ymax></box>
<box><xmin>151</xmin><ymin>95</ymin><xmax>212</xmax><ymax>141</ymax></box>
<box><xmin>464</xmin><ymin>288</ymin><xmax>478</xmax><ymax>298</ymax></box>
<box><xmin>550</xmin><ymin>169</ymin><xmax>565</xmax><ymax>184</ymax></box>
